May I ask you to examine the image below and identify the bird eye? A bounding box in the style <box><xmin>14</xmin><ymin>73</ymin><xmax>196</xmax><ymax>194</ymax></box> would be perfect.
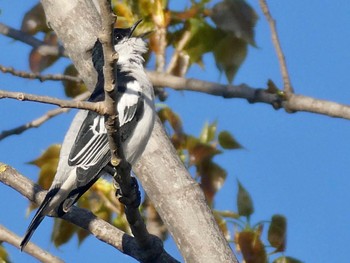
<box><xmin>115</xmin><ymin>34</ymin><xmax>123</xmax><ymax>42</ymax></box>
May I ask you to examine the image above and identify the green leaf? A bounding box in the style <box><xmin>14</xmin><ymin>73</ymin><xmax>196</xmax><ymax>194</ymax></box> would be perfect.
<box><xmin>51</xmin><ymin>218</ymin><xmax>76</xmax><ymax>247</ymax></box>
<box><xmin>273</xmin><ymin>256</ymin><xmax>304</xmax><ymax>263</ymax></box>
<box><xmin>0</xmin><ymin>243</ymin><xmax>10</xmax><ymax>263</ymax></box>
<box><xmin>213</xmin><ymin>212</ymin><xmax>230</xmax><ymax>240</ymax></box>
<box><xmin>199</xmin><ymin>121</ymin><xmax>217</xmax><ymax>143</ymax></box>
<box><xmin>158</xmin><ymin>107</ymin><xmax>183</xmax><ymax>134</ymax></box>
<box><xmin>77</xmin><ymin>228</ymin><xmax>90</xmax><ymax>245</ymax></box>
<box><xmin>236</xmin><ymin>230</ymin><xmax>267</xmax><ymax>263</ymax></box>
<box><xmin>218</xmin><ymin>130</ymin><xmax>242</xmax><ymax>149</ymax></box>
<box><xmin>21</xmin><ymin>3</ymin><xmax>50</xmax><ymax>35</ymax></box>
<box><xmin>215</xmin><ymin>210</ymin><xmax>240</xmax><ymax>219</ymax></box>
<box><xmin>211</xmin><ymin>0</ymin><xmax>258</xmax><ymax>46</ymax></box>
<box><xmin>237</xmin><ymin>180</ymin><xmax>254</xmax><ymax>218</ymax></box>
<box><xmin>183</xmin><ymin>18</ymin><xmax>224</xmax><ymax>64</ymax></box>
<box><xmin>187</xmin><ymin>138</ymin><xmax>221</xmax><ymax>165</ymax></box>
<box><xmin>29</xmin><ymin>32</ymin><xmax>59</xmax><ymax>73</ymax></box>
<box><xmin>198</xmin><ymin>161</ymin><xmax>227</xmax><ymax>204</ymax></box>
<box><xmin>63</xmin><ymin>65</ymin><xmax>87</xmax><ymax>98</ymax></box>
<box><xmin>268</xmin><ymin>214</ymin><xmax>287</xmax><ymax>252</ymax></box>
<box><xmin>213</xmin><ymin>34</ymin><xmax>247</xmax><ymax>83</ymax></box>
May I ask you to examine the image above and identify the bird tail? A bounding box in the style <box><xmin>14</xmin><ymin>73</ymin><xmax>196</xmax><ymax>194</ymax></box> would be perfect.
<box><xmin>20</xmin><ymin>188</ymin><xmax>58</xmax><ymax>251</ymax></box>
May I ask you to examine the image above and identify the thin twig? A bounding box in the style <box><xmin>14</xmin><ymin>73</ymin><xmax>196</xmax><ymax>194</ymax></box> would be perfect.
<box><xmin>166</xmin><ymin>30</ymin><xmax>191</xmax><ymax>76</ymax></box>
<box><xmin>98</xmin><ymin>0</ymin><xmax>123</xmax><ymax>166</ymax></box>
<box><xmin>0</xmin><ymin>65</ymin><xmax>82</xmax><ymax>83</ymax></box>
<box><xmin>0</xmin><ymin>22</ymin><xmax>67</xmax><ymax>57</ymax></box>
<box><xmin>155</xmin><ymin>27</ymin><xmax>167</xmax><ymax>73</ymax></box>
<box><xmin>0</xmin><ymin>225</ymin><xmax>63</xmax><ymax>263</ymax></box>
<box><xmin>259</xmin><ymin>0</ymin><xmax>294</xmax><ymax>95</ymax></box>
<box><xmin>0</xmin><ymin>89</ymin><xmax>105</xmax><ymax>114</ymax></box>
<box><xmin>0</xmin><ymin>91</ymin><xmax>89</xmax><ymax>141</ymax></box>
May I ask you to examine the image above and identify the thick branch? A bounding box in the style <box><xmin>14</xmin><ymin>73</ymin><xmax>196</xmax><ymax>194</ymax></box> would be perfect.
<box><xmin>0</xmin><ymin>163</ymin><xmax>178</xmax><ymax>263</ymax></box>
<box><xmin>134</xmin><ymin>118</ymin><xmax>239</xmax><ymax>263</ymax></box>
<box><xmin>0</xmin><ymin>225</ymin><xmax>63</xmax><ymax>263</ymax></box>
<box><xmin>259</xmin><ymin>0</ymin><xmax>294</xmax><ymax>95</ymax></box>
<box><xmin>0</xmin><ymin>22</ymin><xmax>67</xmax><ymax>57</ymax></box>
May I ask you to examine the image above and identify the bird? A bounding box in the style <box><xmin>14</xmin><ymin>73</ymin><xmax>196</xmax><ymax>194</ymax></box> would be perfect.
<box><xmin>20</xmin><ymin>20</ymin><xmax>155</xmax><ymax>250</ymax></box>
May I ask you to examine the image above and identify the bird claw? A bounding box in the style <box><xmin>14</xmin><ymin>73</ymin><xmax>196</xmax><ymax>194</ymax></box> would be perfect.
<box><xmin>117</xmin><ymin>177</ymin><xmax>141</xmax><ymax>208</ymax></box>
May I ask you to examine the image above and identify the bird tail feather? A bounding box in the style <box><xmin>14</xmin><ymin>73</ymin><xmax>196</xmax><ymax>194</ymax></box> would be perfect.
<box><xmin>20</xmin><ymin>189</ymin><xmax>57</xmax><ymax>250</ymax></box>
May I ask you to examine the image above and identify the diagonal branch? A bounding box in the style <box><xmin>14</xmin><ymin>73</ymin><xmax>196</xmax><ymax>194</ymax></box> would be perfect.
<box><xmin>0</xmin><ymin>224</ymin><xmax>63</xmax><ymax>263</ymax></box>
<box><xmin>0</xmin><ymin>163</ymin><xmax>179</xmax><ymax>263</ymax></box>
<box><xmin>259</xmin><ymin>0</ymin><xmax>294</xmax><ymax>95</ymax></box>
<box><xmin>0</xmin><ymin>22</ymin><xmax>67</xmax><ymax>57</ymax></box>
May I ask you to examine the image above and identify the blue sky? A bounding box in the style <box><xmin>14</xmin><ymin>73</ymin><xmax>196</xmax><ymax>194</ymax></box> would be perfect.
<box><xmin>1</xmin><ymin>1</ymin><xmax>350</xmax><ymax>262</ymax></box>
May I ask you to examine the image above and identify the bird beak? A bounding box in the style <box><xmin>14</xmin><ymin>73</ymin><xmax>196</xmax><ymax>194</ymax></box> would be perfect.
<box><xmin>129</xmin><ymin>19</ymin><xmax>143</xmax><ymax>38</ymax></box>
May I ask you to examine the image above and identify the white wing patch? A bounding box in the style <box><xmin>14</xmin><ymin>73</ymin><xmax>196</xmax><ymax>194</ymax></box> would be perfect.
<box><xmin>69</xmin><ymin>115</ymin><xmax>109</xmax><ymax>170</ymax></box>
<box><xmin>117</xmin><ymin>80</ymin><xmax>142</xmax><ymax>127</ymax></box>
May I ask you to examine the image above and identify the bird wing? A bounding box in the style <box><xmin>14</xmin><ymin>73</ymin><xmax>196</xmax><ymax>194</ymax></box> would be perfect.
<box><xmin>68</xmin><ymin>79</ymin><xmax>144</xmax><ymax>174</ymax></box>
<box><xmin>117</xmin><ymin>79</ymin><xmax>145</xmax><ymax>142</ymax></box>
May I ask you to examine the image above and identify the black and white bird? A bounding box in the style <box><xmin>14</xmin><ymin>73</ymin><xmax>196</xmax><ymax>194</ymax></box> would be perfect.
<box><xmin>20</xmin><ymin>20</ymin><xmax>155</xmax><ymax>250</ymax></box>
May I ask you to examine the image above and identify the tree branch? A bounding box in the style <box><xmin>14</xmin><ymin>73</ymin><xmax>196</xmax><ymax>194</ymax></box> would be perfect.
<box><xmin>0</xmin><ymin>91</ymin><xmax>90</xmax><ymax>141</ymax></box>
<box><xmin>259</xmin><ymin>0</ymin><xmax>294</xmax><ymax>95</ymax></box>
<box><xmin>147</xmin><ymin>71</ymin><xmax>280</xmax><ymax>105</ymax></box>
<box><xmin>0</xmin><ymin>64</ymin><xmax>82</xmax><ymax>83</ymax></box>
<box><xmin>0</xmin><ymin>163</ymin><xmax>179</xmax><ymax>263</ymax></box>
<box><xmin>0</xmin><ymin>224</ymin><xmax>63</xmax><ymax>263</ymax></box>
<box><xmin>286</xmin><ymin>94</ymin><xmax>350</xmax><ymax>119</ymax></box>
<box><xmin>98</xmin><ymin>0</ymin><xmax>122</xmax><ymax>165</ymax></box>
<box><xmin>0</xmin><ymin>22</ymin><xmax>67</xmax><ymax>57</ymax></box>
<box><xmin>2</xmin><ymin>21</ymin><xmax>350</xmax><ymax>121</ymax></box>
<box><xmin>0</xmin><ymin>89</ymin><xmax>105</xmax><ymax>114</ymax></box>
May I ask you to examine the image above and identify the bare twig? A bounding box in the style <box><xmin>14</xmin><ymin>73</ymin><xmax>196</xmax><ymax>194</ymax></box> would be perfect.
<box><xmin>98</xmin><ymin>0</ymin><xmax>123</xmax><ymax>166</ymax></box>
<box><xmin>0</xmin><ymin>22</ymin><xmax>67</xmax><ymax>57</ymax></box>
<box><xmin>0</xmin><ymin>89</ymin><xmax>105</xmax><ymax>114</ymax></box>
<box><xmin>259</xmin><ymin>0</ymin><xmax>294</xmax><ymax>95</ymax></box>
<box><xmin>155</xmin><ymin>27</ymin><xmax>167</xmax><ymax>73</ymax></box>
<box><xmin>286</xmin><ymin>94</ymin><xmax>350</xmax><ymax>119</ymax></box>
<box><xmin>148</xmin><ymin>71</ymin><xmax>350</xmax><ymax>120</ymax></box>
<box><xmin>0</xmin><ymin>163</ymin><xmax>179</xmax><ymax>262</ymax></box>
<box><xmin>0</xmin><ymin>91</ymin><xmax>90</xmax><ymax>141</ymax></box>
<box><xmin>147</xmin><ymin>71</ymin><xmax>281</xmax><ymax>105</ymax></box>
<box><xmin>0</xmin><ymin>65</ymin><xmax>82</xmax><ymax>83</ymax></box>
<box><xmin>0</xmin><ymin>225</ymin><xmax>63</xmax><ymax>263</ymax></box>
<box><xmin>166</xmin><ymin>30</ymin><xmax>191</xmax><ymax>76</ymax></box>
